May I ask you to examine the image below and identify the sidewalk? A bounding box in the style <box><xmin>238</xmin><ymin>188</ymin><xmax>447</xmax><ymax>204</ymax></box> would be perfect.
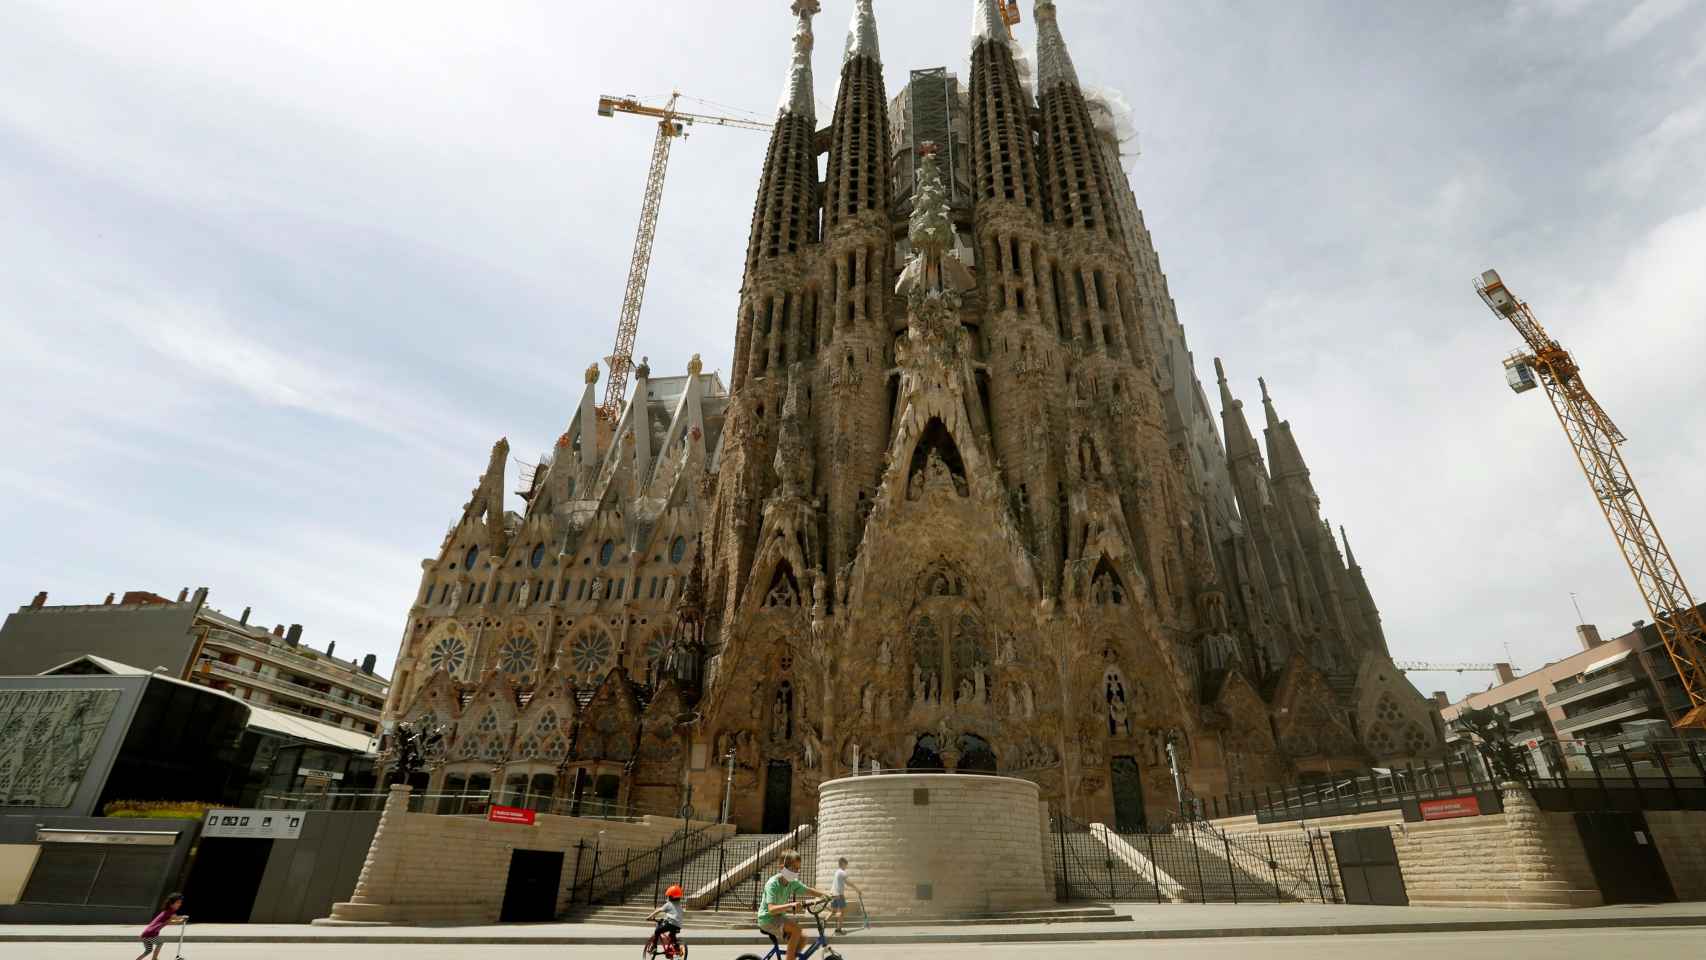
<box><xmin>4</xmin><ymin>903</ymin><xmax>1705</xmax><ymax>944</ymax></box>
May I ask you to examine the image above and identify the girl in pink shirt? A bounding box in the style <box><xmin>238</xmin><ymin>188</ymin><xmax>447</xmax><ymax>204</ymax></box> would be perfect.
<box><xmin>134</xmin><ymin>893</ymin><xmax>185</xmax><ymax>960</ymax></box>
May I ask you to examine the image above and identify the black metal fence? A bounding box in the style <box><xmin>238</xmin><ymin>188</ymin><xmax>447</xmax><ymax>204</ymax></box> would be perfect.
<box><xmin>1051</xmin><ymin>812</ymin><xmax>1339</xmax><ymax>904</ymax></box>
<box><xmin>1526</xmin><ymin>738</ymin><xmax>1706</xmax><ymax>813</ymax></box>
<box><xmin>564</xmin><ymin>821</ymin><xmax>818</xmax><ymax>913</ymax></box>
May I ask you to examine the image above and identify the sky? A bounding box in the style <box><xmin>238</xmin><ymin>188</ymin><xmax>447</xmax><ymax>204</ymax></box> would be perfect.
<box><xmin>2</xmin><ymin>0</ymin><xmax>1703</xmax><ymax>702</ymax></box>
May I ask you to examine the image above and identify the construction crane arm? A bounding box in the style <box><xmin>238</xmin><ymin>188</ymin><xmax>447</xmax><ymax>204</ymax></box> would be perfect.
<box><xmin>591</xmin><ymin>92</ymin><xmax>769</xmax><ymax>423</ymax></box>
<box><xmin>1476</xmin><ymin>269</ymin><xmax>1706</xmax><ymax>728</ymax></box>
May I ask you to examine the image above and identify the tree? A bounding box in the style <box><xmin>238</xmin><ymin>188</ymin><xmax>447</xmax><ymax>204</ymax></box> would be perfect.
<box><xmin>385</xmin><ymin>720</ymin><xmax>444</xmax><ymax>788</ymax></box>
<box><xmin>1455</xmin><ymin>705</ymin><xmax>1530</xmax><ymax>782</ymax></box>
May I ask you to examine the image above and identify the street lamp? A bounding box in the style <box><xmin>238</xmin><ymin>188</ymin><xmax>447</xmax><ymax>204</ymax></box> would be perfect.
<box><xmin>719</xmin><ymin>749</ymin><xmax>737</xmax><ymax>824</ymax></box>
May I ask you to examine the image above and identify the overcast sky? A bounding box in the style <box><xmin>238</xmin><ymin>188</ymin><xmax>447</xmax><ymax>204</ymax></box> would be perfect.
<box><xmin>3</xmin><ymin>0</ymin><xmax>1703</xmax><ymax>701</ymax></box>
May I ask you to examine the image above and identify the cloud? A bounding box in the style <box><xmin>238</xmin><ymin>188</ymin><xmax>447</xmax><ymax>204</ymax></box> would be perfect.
<box><xmin>1607</xmin><ymin>0</ymin><xmax>1691</xmax><ymax>50</ymax></box>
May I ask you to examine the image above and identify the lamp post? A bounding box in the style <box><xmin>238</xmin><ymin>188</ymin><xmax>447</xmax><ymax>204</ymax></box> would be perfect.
<box><xmin>719</xmin><ymin>749</ymin><xmax>737</xmax><ymax>824</ymax></box>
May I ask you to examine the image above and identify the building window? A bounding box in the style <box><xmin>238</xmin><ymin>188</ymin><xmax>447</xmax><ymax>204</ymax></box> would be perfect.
<box><xmin>530</xmin><ymin>544</ymin><xmax>545</xmax><ymax>569</ymax></box>
<box><xmin>671</xmin><ymin>536</ymin><xmax>687</xmax><ymax>564</ymax></box>
<box><xmin>463</xmin><ymin>546</ymin><xmax>479</xmax><ymax>571</ymax></box>
<box><xmin>438</xmin><ymin>584</ymin><xmax>450</xmax><ymax>603</ymax></box>
<box><xmin>507</xmin><ymin>582</ymin><xmax>518</xmax><ymax>602</ymax></box>
<box><xmin>600</xmin><ymin>541</ymin><xmax>615</xmax><ymax>566</ymax></box>
<box><xmin>649</xmin><ymin>577</ymin><xmax>658</xmax><ymax>599</ymax></box>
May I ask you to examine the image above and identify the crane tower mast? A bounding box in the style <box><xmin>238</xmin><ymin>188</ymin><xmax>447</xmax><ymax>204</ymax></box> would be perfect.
<box><xmin>594</xmin><ymin>93</ymin><xmax>771</xmax><ymax>423</ymax></box>
<box><xmin>1477</xmin><ymin>269</ymin><xmax>1706</xmax><ymax>728</ymax></box>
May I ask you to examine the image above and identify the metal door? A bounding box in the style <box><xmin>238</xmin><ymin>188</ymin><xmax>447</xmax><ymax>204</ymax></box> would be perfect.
<box><xmin>1110</xmin><ymin>756</ymin><xmax>1147</xmax><ymax>833</ymax></box>
<box><xmin>762</xmin><ymin>760</ymin><xmax>793</xmax><ymax>833</ymax></box>
<box><xmin>1575</xmin><ymin>811</ymin><xmax>1675</xmax><ymax>904</ymax></box>
<box><xmin>1331</xmin><ymin>827</ymin><xmax>1408</xmax><ymax>905</ymax></box>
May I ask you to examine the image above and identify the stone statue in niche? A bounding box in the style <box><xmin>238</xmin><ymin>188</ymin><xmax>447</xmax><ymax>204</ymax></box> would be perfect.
<box><xmin>929</xmin><ymin>672</ymin><xmax>940</xmax><ymax>704</ymax></box>
<box><xmin>1105</xmin><ymin>669</ymin><xmax>1132</xmax><ymax>737</ymax></box>
<box><xmin>861</xmin><ymin>684</ymin><xmax>875</xmax><ymax>722</ymax></box>
<box><xmin>913</xmin><ymin>664</ymin><xmax>926</xmax><ymax>704</ymax></box>
<box><xmin>956</xmin><ymin>676</ymin><xmax>975</xmax><ymax>705</ymax></box>
<box><xmin>1006</xmin><ymin>683</ymin><xmax>1021</xmax><ymax>720</ymax></box>
<box><xmin>879</xmin><ymin>636</ymin><xmax>892</xmax><ymax>666</ymax></box>
<box><xmin>518</xmin><ymin>581</ymin><xmax>530</xmax><ymax>604</ymax></box>
<box><xmin>929</xmin><ymin>572</ymin><xmax>952</xmax><ymax>596</ymax></box>
<box><xmin>801</xmin><ymin>724</ymin><xmax>824</xmax><ymax>770</ymax></box>
<box><xmin>811</xmin><ymin>572</ymin><xmax>826</xmax><ymax>615</ymax></box>
<box><xmin>589</xmin><ymin>577</ymin><xmax>605</xmax><ymax>601</ymax></box>
<box><xmin>771</xmin><ymin>683</ymin><xmax>793</xmax><ymax>742</ymax></box>
<box><xmin>1022</xmin><ymin>682</ymin><xmax>1036</xmax><ymax>719</ymax></box>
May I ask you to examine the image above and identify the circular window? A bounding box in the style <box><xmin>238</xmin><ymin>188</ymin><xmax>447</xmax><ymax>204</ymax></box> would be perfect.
<box><xmin>530</xmin><ymin>544</ymin><xmax>545</xmax><ymax>569</ymax></box>
<box><xmin>670</xmin><ymin>537</ymin><xmax>687</xmax><ymax>565</ymax></box>
<box><xmin>498</xmin><ymin>633</ymin><xmax>538</xmax><ymax>677</ymax></box>
<box><xmin>646</xmin><ymin>632</ymin><xmax>669</xmax><ymax>670</ymax></box>
<box><xmin>571</xmin><ymin>629</ymin><xmax>614</xmax><ymax>675</ymax></box>
<box><xmin>463</xmin><ymin>546</ymin><xmax>479</xmax><ymax>571</ymax></box>
<box><xmin>428</xmin><ymin>634</ymin><xmax>468</xmax><ymax>675</ymax></box>
<box><xmin>599</xmin><ymin>541</ymin><xmax>615</xmax><ymax>566</ymax></box>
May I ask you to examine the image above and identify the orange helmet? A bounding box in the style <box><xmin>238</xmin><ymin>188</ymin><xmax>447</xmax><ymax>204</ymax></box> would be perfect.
<box><xmin>666</xmin><ymin>885</ymin><xmax>684</xmax><ymax>900</ymax></box>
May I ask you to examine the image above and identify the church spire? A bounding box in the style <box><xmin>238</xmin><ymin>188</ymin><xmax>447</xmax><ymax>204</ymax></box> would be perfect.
<box><xmin>968</xmin><ymin>0</ymin><xmax>1041</xmax><ymax>211</ymax></box>
<box><xmin>825</xmin><ymin>0</ymin><xmax>890</xmax><ymax>231</ymax></box>
<box><xmin>1215</xmin><ymin>358</ymin><xmax>1259</xmax><ymax>465</ymax></box>
<box><xmin>1340</xmin><ymin>524</ymin><xmax>1359</xmax><ymax>569</ymax></box>
<box><xmin>844</xmin><ymin>0</ymin><xmax>879</xmax><ymax>65</ymax></box>
<box><xmin>778</xmin><ymin>1</ymin><xmax>820</xmax><ymax>124</ymax></box>
<box><xmin>1259</xmin><ymin>376</ymin><xmax>1310</xmax><ymax>483</ymax></box>
<box><xmin>1033</xmin><ymin>1</ymin><xmax>1081</xmax><ymax>91</ymax></box>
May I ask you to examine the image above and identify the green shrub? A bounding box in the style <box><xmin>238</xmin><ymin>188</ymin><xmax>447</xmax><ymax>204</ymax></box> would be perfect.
<box><xmin>101</xmin><ymin>800</ymin><xmax>220</xmax><ymax>820</ymax></box>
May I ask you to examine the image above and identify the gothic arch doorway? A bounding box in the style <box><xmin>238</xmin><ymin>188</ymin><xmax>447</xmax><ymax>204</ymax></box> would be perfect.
<box><xmin>1110</xmin><ymin>756</ymin><xmax>1147</xmax><ymax>833</ymax></box>
<box><xmin>907</xmin><ymin>734</ymin><xmax>943</xmax><ymax>771</ymax></box>
<box><xmin>956</xmin><ymin>734</ymin><xmax>997</xmax><ymax>774</ymax></box>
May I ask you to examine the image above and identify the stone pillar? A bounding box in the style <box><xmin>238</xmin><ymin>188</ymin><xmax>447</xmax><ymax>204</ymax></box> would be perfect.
<box><xmin>322</xmin><ymin>783</ymin><xmax>412</xmax><ymax>923</ymax></box>
<box><xmin>1499</xmin><ymin>781</ymin><xmax>1602</xmax><ymax>907</ymax></box>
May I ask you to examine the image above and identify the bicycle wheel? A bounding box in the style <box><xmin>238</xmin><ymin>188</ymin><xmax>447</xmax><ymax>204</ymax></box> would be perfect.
<box><xmin>733</xmin><ymin>955</ymin><xmax>765</xmax><ymax>960</ymax></box>
<box><xmin>640</xmin><ymin>937</ymin><xmax>658</xmax><ymax>960</ymax></box>
<box><xmin>676</xmin><ymin>944</ymin><xmax>688</xmax><ymax>960</ymax></box>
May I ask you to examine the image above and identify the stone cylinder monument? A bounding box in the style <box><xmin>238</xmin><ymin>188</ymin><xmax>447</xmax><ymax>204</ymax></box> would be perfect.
<box><xmin>813</xmin><ymin>773</ymin><xmax>1053</xmax><ymax>917</ymax></box>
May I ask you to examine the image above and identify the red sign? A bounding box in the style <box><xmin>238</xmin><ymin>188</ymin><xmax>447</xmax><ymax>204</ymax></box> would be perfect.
<box><xmin>488</xmin><ymin>805</ymin><xmax>536</xmax><ymax>826</ymax></box>
<box><xmin>1419</xmin><ymin>796</ymin><xmax>1481</xmax><ymax>821</ymax></box>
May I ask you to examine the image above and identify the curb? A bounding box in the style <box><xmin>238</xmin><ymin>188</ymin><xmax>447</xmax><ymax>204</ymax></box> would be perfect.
<box><xmin>6</xmin><ymin>914</ymin><xmax>1706</xmax><ymax>944</ymax></box>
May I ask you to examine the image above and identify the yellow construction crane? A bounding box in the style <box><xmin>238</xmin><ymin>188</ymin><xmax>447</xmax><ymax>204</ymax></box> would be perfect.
<box><xmin>594</xmin><ymin>92</ymin><xmax>772</xmax><ymax>422</ymax></box>
<box><xmin>996</xmin><ymin>0</ymin><xmax>1022</xmax><ymax>35</ymax></box>
<box><xmin>1476</xmin><ymin>269</ymin><xmax>1706</xmax><ymax>728</ymax></box>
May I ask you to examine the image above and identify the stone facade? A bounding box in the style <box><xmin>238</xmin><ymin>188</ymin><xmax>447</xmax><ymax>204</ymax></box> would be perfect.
<box><xmin>327</xmin><ymin>785</ymin><xmax>730</xmax><ymax>924</ymax></box>
<box><xmin>1387</xmin><ymin>785</ymin><xmax>1600</xmax><ymax>908</ymax></box>
<box><xmin>379</xmin><ymin>0</ymin><xmax>1440</xmax><ymax>833</ymax></box>
<box><xmin>814</xmin><ymin>773</ymin><xmax>1051</xmax><ymax>916</ymax></box>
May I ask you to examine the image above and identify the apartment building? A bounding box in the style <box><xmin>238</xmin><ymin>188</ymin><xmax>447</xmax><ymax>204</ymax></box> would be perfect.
<box><xmin>1</xmin><ymin>588</ymin><xmax>387</xmax><ymax>735</ymax></box>
<box><xmin>1439</xmin><ymin>608</ymin><xmax>1705</xmax><ymax>763</ymax></box>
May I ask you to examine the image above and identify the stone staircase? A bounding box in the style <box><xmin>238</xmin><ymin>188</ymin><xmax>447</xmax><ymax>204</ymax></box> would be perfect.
<box><xmin>561</xmin><ymin>827</ymin><xmax>815</xmax><ymax>926</ymax></box>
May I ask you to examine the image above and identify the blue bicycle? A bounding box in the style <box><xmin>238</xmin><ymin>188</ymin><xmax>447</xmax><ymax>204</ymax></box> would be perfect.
<box><xmin>735</xmin><ymin>896</ymin><xmax>844</xmax><ymax>960</ymax></box>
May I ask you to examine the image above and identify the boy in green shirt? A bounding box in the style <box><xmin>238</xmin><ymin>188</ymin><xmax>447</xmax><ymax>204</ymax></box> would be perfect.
<box><xmin>755</xmin><ymin>849</ymin><xmax>828</xmax><ymax>960</ymax></box>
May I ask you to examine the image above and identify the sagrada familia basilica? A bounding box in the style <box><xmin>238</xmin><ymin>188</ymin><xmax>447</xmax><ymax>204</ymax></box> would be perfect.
<box><xmin>382</xmin><ymin>0</ymin><xmax>1442</xmax><ymax>832</ymax></box>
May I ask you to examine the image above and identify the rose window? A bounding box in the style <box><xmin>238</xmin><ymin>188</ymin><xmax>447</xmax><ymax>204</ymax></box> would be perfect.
<box><xmin>571</xmin><ymin>629</ymin><xmax>614</xmax><ymax>675</ymax></box>
<box><xmin>428</xmin><ymin>635</ymin><xmax>468</xmax><ymax>674</ymax></box>
<box><xmin>498</xmin><ymin>634</ymin><xmax>538</xmax><ymax>677</ymax></box>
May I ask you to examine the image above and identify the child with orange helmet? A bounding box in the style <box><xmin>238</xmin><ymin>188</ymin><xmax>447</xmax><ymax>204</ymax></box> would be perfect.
<box><xmin>644</xmin><ymin>885</ymin><xmax>687</xmax><ymax>958</ymax></box>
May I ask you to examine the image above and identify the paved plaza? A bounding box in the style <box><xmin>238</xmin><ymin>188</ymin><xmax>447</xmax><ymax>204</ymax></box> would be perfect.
<box><xmin>13</xmin><ymin>927</ymin><xmax>1706</xmax><ymax>959</ymax></box>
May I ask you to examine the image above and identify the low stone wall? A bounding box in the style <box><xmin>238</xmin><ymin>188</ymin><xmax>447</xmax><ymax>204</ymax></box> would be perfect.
<box><xmin>815</xmin><ymin>774</ymin><xmax>1052</xmax><ymax>917</ymax></box>
<box><xmin>1384</xmin><ymin>784</ymin><xmax>1599</xmax><ymax>909</ymax></box>
<box><xmin>321</xmin><ymin>786</ymin><xmax>731</xmax><ymax>925</ymax></box>
<box><xmin>1646</xmin><ymin>809</ymin><xmax>1706</xmax><ymax>900</ymax></box>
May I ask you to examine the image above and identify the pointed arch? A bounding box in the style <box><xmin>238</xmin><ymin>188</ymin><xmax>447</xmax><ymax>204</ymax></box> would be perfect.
<box><xmin>763</xmin><ymin>559</ymin><xmax>800</xmax><ymax>608</ymax></box>
<box><xmin>906</xmin><ymin>417</ymin><xmax>968</xmax><ymax>498</ymax></box>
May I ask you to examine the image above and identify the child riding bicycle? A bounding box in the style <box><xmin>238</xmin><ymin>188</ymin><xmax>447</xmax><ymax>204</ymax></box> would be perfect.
<box><xmin>755</xmin><ymin>849</ymin><xmax>830</xmax><ymax>960</ymax></box>
<box><xmin>644</xmin><ymin>885</ymin><xmax>687</xmax><ymax>959</ymax></box>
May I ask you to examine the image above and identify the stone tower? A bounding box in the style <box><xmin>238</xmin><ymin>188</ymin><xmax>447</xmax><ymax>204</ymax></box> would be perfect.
<box><xmin>380</xmin><ymin>0</ymin><xmax>1442</xmax><ymax>833</ymax></box>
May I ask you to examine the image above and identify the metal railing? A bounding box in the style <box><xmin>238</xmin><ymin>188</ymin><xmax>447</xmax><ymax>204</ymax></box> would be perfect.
<box><xmin>1050</xmin><ymin>811</ymin><xmax>1338</xmax><ymax>905</ymax></box>
<box><xmin>1555</xmin><ymin>693</ymin><xmax>1661</xmax><ymax>731</ymax></box>
<box><xmin>1544</xmin><ymin>669</ymin><xmax>1641</xmax><ymax>707</ymax></box>
<box><xmin>203</xmin><ymin>628</ymin><xmax>387</xmax><ymax>696</ymax></box>
<box><xmin>255</xmin><ymin>788</ymin><xmax>651</xmax><ymax>820</ymax></box>
<box><xmin>564</xmin><ymin>821</ymin><xmax>817</xmax><ymax>913</ymax></box>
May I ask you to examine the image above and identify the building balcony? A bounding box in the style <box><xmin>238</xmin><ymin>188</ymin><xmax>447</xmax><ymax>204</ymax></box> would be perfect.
<box><xmin>1545</xmin><ymin>669</ymin><xmax>1641</xmax><ymax>708</ymax></box>
<box><xmin>203</xmin><ymin>628</ymin><xmax>386</xmax><ymax>699</ymax></box>
<box><xmin>1504</xmin><ymin>700</ymin><xmax>1544</xmax><ymax>721</ymax></box>
<box><xmin>203</xmin><ymin>659</ymin><xmax>380</xmax><ymax>723</ymax></box>
<box><xmin>1555</xmin><ymin>693</ymin><xmax>1661</xmax><ymax>733</ymax></box>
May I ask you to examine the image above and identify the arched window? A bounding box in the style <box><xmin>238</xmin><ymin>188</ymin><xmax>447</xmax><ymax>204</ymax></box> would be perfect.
<box><xmin>599</xmin><ymin>540</ymin><xmax>615</xmax><ymax>566</ymax></box>
<box><xmin>530</xmin><ymin>544</ymin><xmax>545</xmax><ymax>569</ymax></box>
<box><xmin>670</xmin><ymin>536</ymin><xmax>687</xmax><ymax>564</ymax></box>
<box><xmin>463</xmin><ymin>545</ymin><xmax>478</xmax><ymax>571</ymax></box>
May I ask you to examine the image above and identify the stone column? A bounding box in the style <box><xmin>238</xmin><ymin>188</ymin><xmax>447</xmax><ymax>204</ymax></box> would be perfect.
<box><xmin>1499</xmin><ymin>780</ymin><xmax>1602</xmax><ymax>907</ymax></box>
<box><xmin>321</xmin><ymin>783</ymin><xmax>412</xmax><ymax>923</ymax></box>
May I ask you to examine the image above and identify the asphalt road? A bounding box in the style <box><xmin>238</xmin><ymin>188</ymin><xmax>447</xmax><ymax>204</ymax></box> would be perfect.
<box><xmin>40</xmin><ymin>927</ymin><xmax>1698</xmax><ymax>959</ymax></box>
